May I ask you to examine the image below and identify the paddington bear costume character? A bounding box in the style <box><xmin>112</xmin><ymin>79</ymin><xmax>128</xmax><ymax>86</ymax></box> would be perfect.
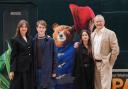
<box><xmin>53</xmin><ymin>25</ymin><xmax>76</xmax><ymax>89</ymax></box>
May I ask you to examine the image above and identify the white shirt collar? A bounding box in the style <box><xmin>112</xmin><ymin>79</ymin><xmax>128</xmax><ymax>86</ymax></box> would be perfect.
<box><xmin>95</xmin><ymin>27</ymin><xmax>105</xmax><ymax>34</ymax></box>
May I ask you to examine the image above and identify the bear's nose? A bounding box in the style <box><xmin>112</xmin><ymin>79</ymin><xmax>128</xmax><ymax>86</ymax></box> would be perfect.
<box><xmin>59</xmin><ymin>34</ymin><xmax>63</xmax><ymax>37</ymax></box>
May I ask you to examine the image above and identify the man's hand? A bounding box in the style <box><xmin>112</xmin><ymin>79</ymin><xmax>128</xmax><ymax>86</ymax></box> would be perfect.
<box><xmin>52</xmin><ymin>73</ymin><xmax>56</xmax><ymax>78</ymax></box>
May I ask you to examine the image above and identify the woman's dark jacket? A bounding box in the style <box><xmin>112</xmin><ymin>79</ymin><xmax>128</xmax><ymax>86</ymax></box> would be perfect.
<box><xmin>10</xmin><ymin>36</ymin><xmax>33</xmax><ymax>72</ymax></box>
<box><xmin>10</xmin><ymin>36</ymin><xmax>34</xmax><ymax>89</ymax></box>
<box><xmin>73</xmin><ymin>43</ymin><xmax>94</xmax><ymax>89</ymax></box>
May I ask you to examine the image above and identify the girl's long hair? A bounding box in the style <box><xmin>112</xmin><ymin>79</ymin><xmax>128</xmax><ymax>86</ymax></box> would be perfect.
<box><xmin>80</xmin><ymin>29</ymin><xmax>93</xmax><ymax>58</ymax></box>
<box><xmin>15</xmin><ymin>19</ymin><xmax>30</xmax><ymax>37</ymax></box>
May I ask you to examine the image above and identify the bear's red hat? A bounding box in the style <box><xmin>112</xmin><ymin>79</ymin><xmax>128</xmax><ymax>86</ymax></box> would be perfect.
<box><xmin>69</xmin><ymin>4</ymin><xmax>95</xmax><ymax>32</ymax></box>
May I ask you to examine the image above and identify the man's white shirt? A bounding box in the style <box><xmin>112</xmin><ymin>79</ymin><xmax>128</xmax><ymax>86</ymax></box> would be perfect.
<box><xmin>93</xmin><ymin>27</ymin><xmax>105</xmax><ymax>60</ymax></box>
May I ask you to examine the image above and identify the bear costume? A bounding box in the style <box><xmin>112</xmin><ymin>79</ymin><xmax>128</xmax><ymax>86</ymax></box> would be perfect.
<box><xmin>53</xmin><ymin>25</ymin><xmax>76</xmax><ymax>89</ymax></box>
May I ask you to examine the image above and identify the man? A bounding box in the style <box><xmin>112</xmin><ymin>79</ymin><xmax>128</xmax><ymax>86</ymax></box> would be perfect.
<box><xmin>91</xmin><ymin>15</ymin><xmax>119</xmax><ymax>89</ymax></box>
<box><xmin>33</xmin><ymin>20</ymin><xmax>55</xmax><ymax>89</ymax></box>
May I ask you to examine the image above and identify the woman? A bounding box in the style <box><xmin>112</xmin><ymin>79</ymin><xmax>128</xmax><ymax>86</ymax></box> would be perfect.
<box><xmin>9</xmin><ymin>20</ymin><xmax>34</xmax><ymax>89</ymax></box>
<box><xmin>73</xmin><ymin>29</ymin><xmax>94</xmax><ymax>89</ymax></box>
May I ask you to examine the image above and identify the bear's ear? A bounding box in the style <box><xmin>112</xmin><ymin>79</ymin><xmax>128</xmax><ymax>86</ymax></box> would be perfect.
<box><xmin>52</xmin><ymin>23</ymin><xmax>59</xmax><ymax>31</ymax></box>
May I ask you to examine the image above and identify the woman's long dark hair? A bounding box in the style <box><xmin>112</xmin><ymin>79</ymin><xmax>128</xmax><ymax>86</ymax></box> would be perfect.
<box><xmin>15</xmin><ymin>19</ymin><xmax>30</xmax><ymax>37</ymax></box>
<box><xmin>80</xmin><ymin>29</ymin><xmax>93</xmax><ymax>58</ymax></box>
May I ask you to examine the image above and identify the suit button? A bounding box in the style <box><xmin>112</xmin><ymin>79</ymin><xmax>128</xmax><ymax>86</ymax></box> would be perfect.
<box><xmin>29</xmin><ymin>53</ymin><xmax>31</xmax><ymax>56</ymax></box>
